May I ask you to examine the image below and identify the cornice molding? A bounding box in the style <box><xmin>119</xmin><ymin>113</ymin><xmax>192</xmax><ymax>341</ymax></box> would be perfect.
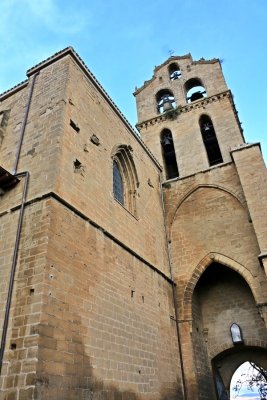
<box><xmin>136</xmin><ymin>90</ymin><xmax>231</xmax><ymax>130</ymax></box>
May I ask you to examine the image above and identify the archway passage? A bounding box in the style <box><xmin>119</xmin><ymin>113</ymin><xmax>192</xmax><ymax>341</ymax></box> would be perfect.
<box><xmin>230</xmin><ymin>360</ymin><xmax>267</xmax><ymax>399</ymax></box>
<box><xmin>212</xmin><ymin>347</ymin><xmax>267</xmax><ymax>400</ymax></box>
<box><xmin>190</xmin><ymin>263</ymin><xmax>267</xmax><ymax>400</ymax></box>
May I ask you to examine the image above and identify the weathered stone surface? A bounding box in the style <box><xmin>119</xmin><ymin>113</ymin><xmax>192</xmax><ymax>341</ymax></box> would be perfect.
<box><xmin>0</xmin><ymin>48</ymin><xmax>266</xmax><ymax>400</ymax></box>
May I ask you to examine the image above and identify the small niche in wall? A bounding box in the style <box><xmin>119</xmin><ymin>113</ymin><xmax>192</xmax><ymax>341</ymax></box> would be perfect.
<box><xmin>70</xmin><ymin>119</ymin><xmax>80</xmax><ymax>133</ymax></box>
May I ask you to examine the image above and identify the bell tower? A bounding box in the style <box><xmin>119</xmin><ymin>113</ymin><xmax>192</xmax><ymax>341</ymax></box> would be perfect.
<box><xmin>135</xmin><ymin>55</ymin><xmax>267</xmax><ymax>400</ymax></box>
<box><xmin>134</xmin><ymin>54</ymin><xmax>245</xmax><ymax>179</ymax></box>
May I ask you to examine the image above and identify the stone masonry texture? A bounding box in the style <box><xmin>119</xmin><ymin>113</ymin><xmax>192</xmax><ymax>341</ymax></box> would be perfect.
<box><xmin>0</xmin><ymin>47</ymin><xmax>267</xmax><ymax>399</ymax></box>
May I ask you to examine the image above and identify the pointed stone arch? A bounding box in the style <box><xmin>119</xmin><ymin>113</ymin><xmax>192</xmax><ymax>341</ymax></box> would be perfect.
<box><xmin>182</xmin><ymin>253</ymin><xmax>262</xmax><ymax>320</ymax></box>
<box><xmin>211</xmin><ymin>343</ymin><xmax>267</xmax><ymax>398</ymax></box>
<box><xmin>170</xmin><ymin>184</ymin><xmax>246</xmax><ymax>236</ymax></box>
<box><xmin>111</xmin><ymin>144</ymin><xmax>139</xmax><ymax>215</ymax></box>
<box><xmin>210</xmin><ymin>339</ymin><xmax>267</xmax><ymax>360</ymax></box>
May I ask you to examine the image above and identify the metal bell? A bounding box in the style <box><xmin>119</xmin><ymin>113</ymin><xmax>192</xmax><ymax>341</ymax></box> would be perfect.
<box><xmin>161</xmin><ymin>134</ymin><xmax>172</xmax><ymax>146</ymax></box>
<box><xmin>162</xmin><ymin>96</ymin><xmax>173</xmax><ymax>111</ymax></box>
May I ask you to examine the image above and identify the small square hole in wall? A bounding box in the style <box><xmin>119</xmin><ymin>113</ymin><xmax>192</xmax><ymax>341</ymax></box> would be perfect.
<box><xmin>70</xmin><ymin>119</ymin><xmax>80</xmax><ymax>133</ymax></box>
<box><xmin>90</xmin><ymin>134</ymin><xmax>100</xmax><ymax>146</ymax></box>
<box><xmin>30</xmin><ymin>288</ymin><xmax>35</xmax><ymax>295</ymax></box>
<box><xmin>10</xmin><ymin>343</ymin><xmax>16</xmax><ymax>350</ymax></box>
<box><xmin>73</xmin><ymin>159</ymin><xmax>85</xmax><ymax>176</ymax></box>
<box><xmin>74</xmin><ymin>159</ymin><xmax>82</xmax><ymax>169</ymax></box>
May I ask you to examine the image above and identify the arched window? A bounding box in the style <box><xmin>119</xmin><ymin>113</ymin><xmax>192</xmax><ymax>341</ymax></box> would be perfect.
<box><xmin>112</xmin><ymin>145</ymin><xmax>139</xmax><ymax>215</ymax></box>
<box><xmin>185</xmin><ymin>78</ymin><xmax>207</xmax><ymax>103</ymax></box>
<box><xmin>156</xmin><ymin>89</ymin><xmax>176</xmax><ymax>114</ymax></box>
<box><xmin>199</xmin><ymin>115</ymin><xmax>223</xmax><ymax>166</ymax></box>
<box><xmin>230</xmin><ymin>323</ymin><xmax>243</xmax><ymax>344</ymax></box>
<box><xmin>168</xmin><ymin>63</ymin><xmax>181</xmax><ymax>80</ymax></box>
<box><xmin>113</xmin><ymin>160</ymin><xmax>124</xmax><ymax>205</ymax></box>
<box><xmin>161</xmin><ymin>129</ymin><xmax>179</xmax><ymax>180</ymax></box>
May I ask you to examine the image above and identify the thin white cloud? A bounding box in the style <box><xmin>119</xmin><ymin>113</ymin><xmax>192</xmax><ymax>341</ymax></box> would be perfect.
<box><xmin>0</xmin><ymin>0</ymin><xmax>89</xmax><ymax>36</ymax></box>
<box><xmin>0</xmin><ymin>0</ymin><xmax>94</xmax><ymax>92</ymax></box>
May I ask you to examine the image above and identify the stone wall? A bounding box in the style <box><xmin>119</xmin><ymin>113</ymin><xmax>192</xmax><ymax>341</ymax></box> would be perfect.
<box><xmin>54</xmin><ymin>56</ymin><xmax>169</xmax><ymax>273</ymax></box>
<box><xmin>0</xmin><ymin>50</ymin><xmax>182</xmax><ymax>399</ymax></box>
<box><xmin>1</xmin><ymin>47</ymin><xmax>267</xmax><ymax>400</ymax></box>
<box><xmin>0</xmin><ymin>197</ymin><xmax>183</xmax><ymax>399</ymax></box>
<box><xmin>0</xmin><ymin>196</ymin><xmax>50</xmax><ymax>399</ymax></box>
<box><xmin>164</xmin><ymin>161</ymin><xmax>267</xmax><ymax>398</ymax></box>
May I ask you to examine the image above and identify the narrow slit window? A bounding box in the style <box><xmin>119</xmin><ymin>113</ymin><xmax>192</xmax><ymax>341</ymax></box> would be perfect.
<box><xmin>113</xmin><ymin>160</ymin><xmax>124</xmax><ymax>205</ymax></box>
<box><xmin>200</xmin><ymin>115</ymin><xmax>223</xmax><ymax>166</ymax></box>
<box><xmin>161</xmin><ymin>129</ymin><xmax>179</xmax><ymax>179</ymax></box>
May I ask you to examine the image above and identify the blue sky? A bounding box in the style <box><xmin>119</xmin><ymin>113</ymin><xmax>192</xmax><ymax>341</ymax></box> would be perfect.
<box><xmin>0</xmin><ymin>0</ymin><xmax>267</xmax><ymax>161</ymax></box>
<box><xmin>230</xmin><ymin>362</ymin><xmax>262</xmax><ymax>400</ymax></box>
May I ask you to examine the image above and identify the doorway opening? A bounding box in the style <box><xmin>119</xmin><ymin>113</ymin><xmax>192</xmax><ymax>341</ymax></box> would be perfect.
<box><xmin>230</xmin><ymin>361</ymin><xmax>267</xmax><ymax>400</ymax></box>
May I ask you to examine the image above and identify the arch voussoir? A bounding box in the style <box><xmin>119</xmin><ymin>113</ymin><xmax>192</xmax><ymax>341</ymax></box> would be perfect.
<box><xmin>182</xmin><ymin>253</ymin><xmax>262</xmax><ymax>319</ymax></box>
<box><xmin>210</xmin><ymin>339</ymin><xmax>267</xmax><ymax>360</ymax></box>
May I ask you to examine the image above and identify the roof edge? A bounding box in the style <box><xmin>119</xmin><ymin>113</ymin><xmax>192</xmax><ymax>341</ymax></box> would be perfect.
<box><xmin>26</xmin><ymin>46</ymin><xmax>75</xmax><ymax>76</ymax></box>
<box><xmin>134</xmin><ymin>54</ymin><xmax>220</xmax><ymax>95</ymax></box>
<box><xmin>0</xmin><ymin>80</ymin><xmax>28</xmax><ymax>101</ymax></box>
<box><xmin>154</xmin><ymin>53</ymin><xmax>192</xmax><ymax>73</ymax></box>
<box><xmin>134</xmin><ymin>54</ymin><xmax>192</xmax><ymax>96</ymax></box>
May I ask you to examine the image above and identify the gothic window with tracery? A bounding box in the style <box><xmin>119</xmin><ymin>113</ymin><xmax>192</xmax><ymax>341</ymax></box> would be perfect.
<box><xmin>113</xmin><ymin>160</ymin><xmax>124</xmax><ymax>205</ymax></box>
<box><xmin>112</xmin><ymin>145</ymin><xmax>139</xmax><ymax>215</ymax></box>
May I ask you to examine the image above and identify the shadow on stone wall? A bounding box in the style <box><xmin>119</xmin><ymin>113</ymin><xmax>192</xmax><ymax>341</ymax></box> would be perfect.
<box><xmin>32</xmin><ymin>315</ymin><xmax>184</xmax><ymax>400</ymax></box>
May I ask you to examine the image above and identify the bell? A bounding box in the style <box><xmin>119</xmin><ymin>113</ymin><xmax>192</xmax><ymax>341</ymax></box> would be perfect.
<box><xmin>161</xmin><ymin>135</ymin><xmax>172</xmax><ymax>146</ymax></box>
<box><xmin>203</xmin><ymin>122</ymin><xmax>212</xmax><ymax>131</ymax></box>
<box><xmin>190</xmin><ymin>91</ymin><xmax>204</xmax><ymax>102</ymax></box>
<box><xmin>172</xmin><ymin>71</ymin><xmax>181</xmax><ymax>80</ymax></box>
<box><xmin>163</xmin><ymin>98</ymin><xmax>174</xmax><ymax>112</ymax></box>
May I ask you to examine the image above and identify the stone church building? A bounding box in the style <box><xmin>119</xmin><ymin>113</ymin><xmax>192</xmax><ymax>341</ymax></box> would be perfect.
<box><xmin>0</xmin><ymin>47</ymin><xmax>266</xmax><ymax>399</ymax></box>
